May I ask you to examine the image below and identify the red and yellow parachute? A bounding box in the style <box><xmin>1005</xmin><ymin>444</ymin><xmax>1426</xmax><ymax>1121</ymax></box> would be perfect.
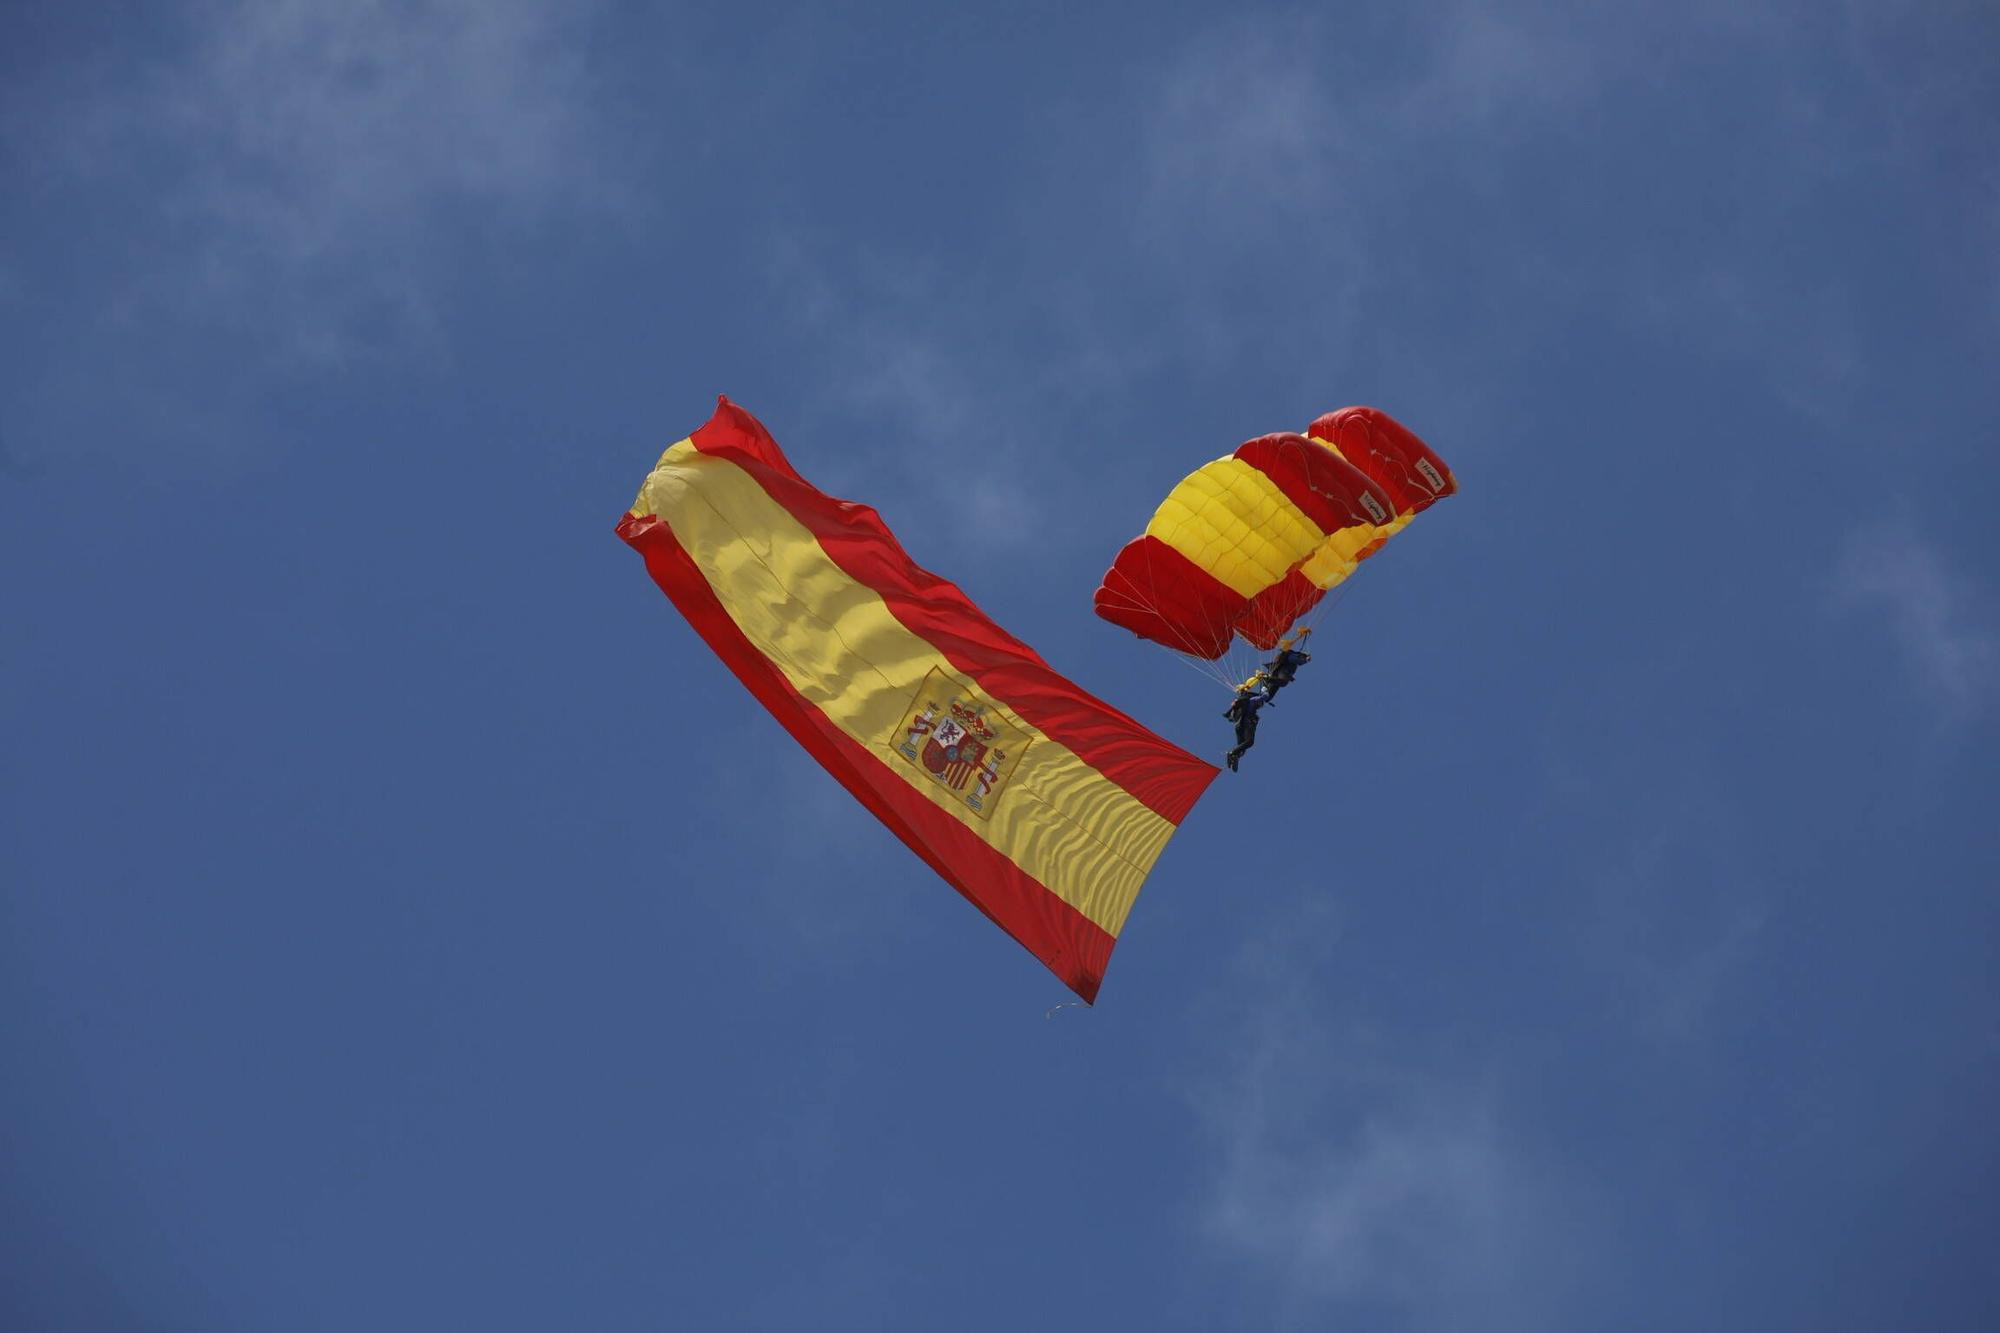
<box><xmin>1093</xmin><ymin>407</ymin><xmax>1455</xmax><ymax>660</ymax></box>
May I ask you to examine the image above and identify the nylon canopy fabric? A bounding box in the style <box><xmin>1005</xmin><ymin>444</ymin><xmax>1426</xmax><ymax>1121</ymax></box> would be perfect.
<box><xmin>1094</xmin><ymin>407</ymin><xmax>1456</xmax><ymax>658</ymax></box>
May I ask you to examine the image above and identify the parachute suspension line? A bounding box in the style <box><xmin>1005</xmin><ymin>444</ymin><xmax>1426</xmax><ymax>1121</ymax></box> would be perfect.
<box><xmin>1096</xmin><ymin>557</ymin><xmax>1222</xmax><ymax>685</ymax></box>
<box><xmin>1095</xmin><ymin>577</ymin><xmax>1237</xmax><ymax>690</ymax></box>
<box><xmin>1170</xmin><ymin>644</ymin><xmax>1241</xmax><ymax>692</ymax></box>
<box><xmin>1119</xmin><ymin>533</ymin><xmax>1248</xmax><ymax>692</ymax></box>
<box><xmin>1294</xmin><ymin>581</ymin><xmax>1350</xmax><ymax>647</ymax></box>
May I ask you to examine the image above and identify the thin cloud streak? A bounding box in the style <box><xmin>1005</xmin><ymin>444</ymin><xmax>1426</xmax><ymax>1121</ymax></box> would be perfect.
<box><xmin>1185</xmin><ymin>904</ymin><xmax>1587</xmax><ymax>1331</ymax></box>
<box><xmin>1838</xmin><ymin>516</ymin><xmax>1997</xmax><ymax>721</ymax></box>
<box><xmin>1580</xmin><ymin>818</ymin><xmax>1772</xmax><ymax>1045</ymax></box>
<box><xmin>34</xmin><ymin>0</ymin><xmax>626</xmax><ymax>365</ymax></box>
<box><xmin>758</xmin><ymin>236</ymin><xmax>1085</xmax><ymax>561</ymax></box>
<box><xmin>755</xmin><ymin>8</ymin><xmax>1600</xmax><ymax>558</ymax></box>
<box><xmin>750</xmin><ymin>5</ymin><xmax>1615</xmax><ymax>545</ymax></box>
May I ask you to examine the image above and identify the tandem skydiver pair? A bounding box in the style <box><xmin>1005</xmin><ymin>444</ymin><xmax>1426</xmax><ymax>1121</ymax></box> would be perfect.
<box><xmin>1223</xmin><ymin>630</ymin><xmax>1311</xmax><ymax>771</ymax></box>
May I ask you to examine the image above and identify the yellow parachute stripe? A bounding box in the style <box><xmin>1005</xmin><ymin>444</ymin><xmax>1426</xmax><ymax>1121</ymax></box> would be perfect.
<box><xmin>1145</xmin><ymin>457</ymin><xmax>1327</xmax><ymax>598</ymax></box>
<box><xmin>1129</xmin><ymin>428</ymin><xmax>1439</xmax><ymax>625</ymax></box>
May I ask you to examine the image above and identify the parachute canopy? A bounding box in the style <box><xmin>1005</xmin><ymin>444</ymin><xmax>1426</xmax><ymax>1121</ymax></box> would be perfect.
<box><xmin>1093</xmin><ymin>407</ymin><xmax>1455</xmax><ymax>660</ymax></box>
<box><xmin>618</xmin><ymin>398</ymin><xmax>1218</xmax><ymax>1002</ymax></box>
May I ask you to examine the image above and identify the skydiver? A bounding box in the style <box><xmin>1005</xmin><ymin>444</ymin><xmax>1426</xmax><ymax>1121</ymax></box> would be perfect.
<box><xmin>1223</xmin><ymin>685</ymin><xmax>1271</xmax><ymax>772</ymax></box>
<box><xmin>1258</xmin><ymin>629</ymin><xmax>1313</xmax><ymax>699</ymax></box>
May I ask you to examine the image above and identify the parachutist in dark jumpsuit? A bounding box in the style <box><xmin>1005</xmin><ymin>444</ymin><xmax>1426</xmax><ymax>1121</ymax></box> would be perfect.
<box><xmin>1224</xmin><ymin>686</ymin><xmax>1271</xmax><ymax>772</ymax></box>
<box><xmin>1259</xmin><ymin>634</ymin><xmax>1312</xmax><ymax>700</ymax></box>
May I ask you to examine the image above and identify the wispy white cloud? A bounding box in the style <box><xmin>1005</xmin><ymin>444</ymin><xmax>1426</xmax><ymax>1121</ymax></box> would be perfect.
<box><xmin>1523</xmin><ymin>660</ymin><xmax>1777</xmax><ymax>1047</ymax></box>
<box><xmin>1124</xmin><ymin>5</ymin><xmax>1611</xmax><ymax>422</ymax></box>
<box><xmin>1186</xmin><ymin>904</ymin><xmax>1586</xmax><ymax>1330</ymax></box>
<box><xmin>1141</xmin><ymin>22</ymin><xmax>1339</xmax><ymax>214</ymax></box>
<box><xmin>0</xmin><ymin>429</ymin><xmax>30</xmax><ymax>479</ymax></box>
<box><xmin>1838</xmin><ymin>516</ymin><xmax>1997</xmax><ymax>721</ymax></box>
<box><xmin>1578</xmin><ymin>817</ymin><xmax>1771</xmax><ymax>1044</ymax></box>
<box><xmin>1606</xmin><ymin>2</ymin><xmax>1997</xmax><ymax>413</ymax></box>
<box><xmin>1129</xmin><ymin>23</ymin><xmax>1371</xmax><ymax>381</ymax></box>
<box><xmin>752</xmin><ymin>6</ymin><xmax>1611</xmax><ymax>537</ymax></box>
<box><xmin>29</xmin><ymin>0</ymin><xmax>626</xmax><ymax>366</ymax></box>
<box><xmin>1140</xmin><ymin>6</ymin><xmax>1593</xmax><ymax>221</ymax></box>
<box><xmin>695</xmin><ymin>714</ymin><xmax>918</xmax><ymax>970</ymax></box>
<box><xmin>749</xmin><ymin>1</ymin><xmax>1980</xmax><ymax>577</ymax></box>
<box><xmin>758</xmin><ymin>237</ymin><xmax>1097</xmax><ymax>562</ymax></box>
<box><xmin>1419</xmin><ymin>5</ymin><xmax>1599</xmax><ymax>123</ymax></box>
<box><xmin>1135</xmin><ymin>3</ymin><xmax>1986</xmax><ymax>429</ymax></box>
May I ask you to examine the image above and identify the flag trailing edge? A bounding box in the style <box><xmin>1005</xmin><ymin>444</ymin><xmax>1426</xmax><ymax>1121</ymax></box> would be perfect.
<box><xmin>616</xmin><ymin>397</ymin><xmax>1218</xmax><ymax>1002</ymax></box>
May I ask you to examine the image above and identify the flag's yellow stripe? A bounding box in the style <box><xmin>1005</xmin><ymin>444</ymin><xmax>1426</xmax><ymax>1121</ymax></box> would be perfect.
<box><xmin>634</xmin><ymin>441</ymin><xmax>1175</xmax><ymax>936</ymax></box>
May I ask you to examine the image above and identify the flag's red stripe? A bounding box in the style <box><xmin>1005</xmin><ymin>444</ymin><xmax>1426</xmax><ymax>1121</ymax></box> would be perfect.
<box><xmin>617</xmin><ymin>510</ymin><xmax>1117</xmax><ymax>1002</ymax></box>
<box><xmin>685</xmin><ymin>399</ymin><xmax>1218</xmax><ymax>825</ymax></box>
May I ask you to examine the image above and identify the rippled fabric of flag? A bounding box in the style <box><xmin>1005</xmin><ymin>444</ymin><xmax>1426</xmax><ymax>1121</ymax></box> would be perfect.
<box><xmin>616</xmin><ymin>399</ymin><xmax>1218</xmax><ymax>1002</ymax></box>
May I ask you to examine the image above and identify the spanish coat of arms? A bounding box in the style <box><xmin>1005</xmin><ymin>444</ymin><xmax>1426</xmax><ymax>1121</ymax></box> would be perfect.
<box><xmin>888</xmin><ymin>669</ymin><xmax>1028</xmax><ymax>818</ymax></box>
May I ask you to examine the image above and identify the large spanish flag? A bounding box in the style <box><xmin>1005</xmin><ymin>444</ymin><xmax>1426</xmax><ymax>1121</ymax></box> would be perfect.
<box><xmin>616</xmin><ymin>399</ymin><xmax>1218</xmax><ymax>1001</ymax></box>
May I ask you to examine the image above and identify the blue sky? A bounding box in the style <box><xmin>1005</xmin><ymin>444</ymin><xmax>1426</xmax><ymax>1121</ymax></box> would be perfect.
<box><xmin>4</xmin><ymin>1</ymin><xmax>1996</xmax><ymax>1328</ymax></box>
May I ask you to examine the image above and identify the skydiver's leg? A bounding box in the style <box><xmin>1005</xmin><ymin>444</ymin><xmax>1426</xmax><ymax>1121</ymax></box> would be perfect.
<box><xmin>1227</xmin><ymin>715</ymin><xmax>1258</xmax><ymax>770</ymax></box>
<box><xmin>1225</xmin><ymin>719</ymin><xmax>1246</xmax><ymax>771</ymax></box>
